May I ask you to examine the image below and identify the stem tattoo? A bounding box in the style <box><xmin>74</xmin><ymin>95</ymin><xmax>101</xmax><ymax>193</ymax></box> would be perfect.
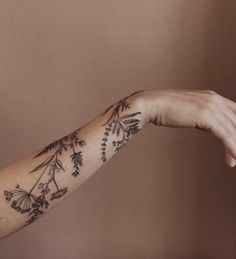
<box><xmin>3</xmin><ymin>90</ymin><xmax>143</xmax><ymax>227</ymax></box>
<box><xmin>4</xmin><ymin>128</ymin><xmax>86</xmax><ymax>226</ymax></box>
<box><xmin>100</xmin><ymin>91</ymin><xmax>142</xmax><ymax>162</ymax></box>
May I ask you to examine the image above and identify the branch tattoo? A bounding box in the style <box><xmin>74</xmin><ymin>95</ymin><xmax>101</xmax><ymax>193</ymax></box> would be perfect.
<box><xmin>4</xmin><ymin>128</ymin><xmax>86</xmax><ymax>226</ymax></box>
<box><xmin>3</xmin><ymin>91</ymin><xmax>143</xmax><ymax>227</ymax></box>
<box><xmin>100</xmin><ymin>92</ymin><xmax>142</xmax><ymax>162</ymax></box>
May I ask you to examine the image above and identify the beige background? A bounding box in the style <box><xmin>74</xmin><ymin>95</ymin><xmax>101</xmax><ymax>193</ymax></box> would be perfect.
<box><xmin>0</xmin><ymin>1</ymin><xmax>236</xmax><ymax>258</ymax></box>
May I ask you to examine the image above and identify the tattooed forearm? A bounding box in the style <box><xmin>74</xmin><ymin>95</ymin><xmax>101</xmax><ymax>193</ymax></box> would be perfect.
<box><xmin>0</xmin><ymin>90</ymin><xmax>147</xmax><ymax>238</ymax></box>
<box><xmin>3</xmin><ymin>128</ymin><xmax>86</xmax><ymax>226</ymax></box>
<box><xmin>100</xmin><ymin>91</ymin><xmax>142</xmax><ymax>162</ymax></box>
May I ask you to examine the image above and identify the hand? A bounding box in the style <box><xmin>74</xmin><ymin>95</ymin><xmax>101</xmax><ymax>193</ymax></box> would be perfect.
<box><xmin>136</xmin><ymin>89</ymin><xmax>236</xmax><ymax>167</ymax></box>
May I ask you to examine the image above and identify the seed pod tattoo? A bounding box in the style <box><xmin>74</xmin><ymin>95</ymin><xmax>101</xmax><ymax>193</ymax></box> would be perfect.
<box><xmin>100</xmin><ymin>91</ymin><xmax>143</xmax><ymax>162</ymax></box>
<box><xmin>4</xmin><ymin>128</ymin><xmax>86</xmax><ymax>226</ymax></box>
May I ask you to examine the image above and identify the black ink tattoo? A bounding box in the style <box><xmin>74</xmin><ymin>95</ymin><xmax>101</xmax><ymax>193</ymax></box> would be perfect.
<box><xmin>4</xmin><ymin>128</ymin><xmax>86</xmax><ymax>226</ymax></box>
<box><xmin>101</xmin><ymin>91</ymin><xmax>142</xmax><ymax>162</ymax></box>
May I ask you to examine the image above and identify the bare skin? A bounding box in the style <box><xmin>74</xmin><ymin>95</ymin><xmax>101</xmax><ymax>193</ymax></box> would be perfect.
<box><xmin>0</xmin><ymin>89</ymin><xmax>235</xmax><ymax>239</ymax></box>
<box><xmin>141</xmin><ymin>89</ymin><xmax>236</xmax><ymax>166</ymax></box>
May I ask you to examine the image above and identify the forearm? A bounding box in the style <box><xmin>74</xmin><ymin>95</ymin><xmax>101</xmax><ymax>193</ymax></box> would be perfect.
<box><xmin>0</xmin><ymin>90</ymin><xmax>148</xmax><ymax>238</ymax></box>
<box><xmin>1</xmin><ymin>88</ymin><xmax>236</xmax><ymax>239</ymax></box>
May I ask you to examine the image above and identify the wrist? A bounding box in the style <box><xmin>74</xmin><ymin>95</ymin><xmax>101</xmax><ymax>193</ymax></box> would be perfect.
<box><xmin>130</xmin><ymin>89</ymin><xmax>155</xmax><ymax>126</ymax></box>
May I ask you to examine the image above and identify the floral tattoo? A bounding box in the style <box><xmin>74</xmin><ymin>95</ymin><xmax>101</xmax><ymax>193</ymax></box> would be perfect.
<box><xmin>4</xmin><ymin>128</ymin><xmax>85</xmax><ymax>226</ymax></box>
<box><xmin>100</xmin><ymin>91</ymin><xmax>143</xmax><ymax>162</ymax></box>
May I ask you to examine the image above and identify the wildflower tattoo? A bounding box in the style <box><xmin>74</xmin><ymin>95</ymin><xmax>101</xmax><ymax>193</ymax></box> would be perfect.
<box><xmin>100</xmin><ymin>92</ymin><xmax>142</xmax><ymax>162</ymax></box>
<box><xmin>4</xmin><ymin>128</ymin><xmax>86</xmax><ymax>226</ymax></box>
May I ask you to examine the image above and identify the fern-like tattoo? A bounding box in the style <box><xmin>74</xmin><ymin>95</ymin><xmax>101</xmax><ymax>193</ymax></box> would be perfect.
<box><xmin>4</xmin><ymin>128</ymin><xmax>86</xmax><ymax>226</ymax></box>
<box><xmin>100</xmin><ymin>91</ymin><xmax>142</xmax><ymax>162</ymax></box>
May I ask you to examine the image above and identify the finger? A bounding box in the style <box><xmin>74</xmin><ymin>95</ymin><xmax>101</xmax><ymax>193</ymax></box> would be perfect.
<box><xmin>225</xmin><ymin>147</ymin><xmax>236</xmax><ymax>167</ymax></box>
<box><xmin>214</xmin><ymin>99</ymin><xmax>236</xmax><ymax>161</ymax></box>
<box><xmin>221</xmin><ymin>105</ymin><xmax>236</xmax><ymax>129</ymax></box>
<box><xmin>220</xmin><ymin>106</ymin><xmax>236</xmax><ymax>165</ymax></box>
<box><xmin>206</xmin><ymin>111</ymin><xmax>236</xmax><ymax>159</ymax></box>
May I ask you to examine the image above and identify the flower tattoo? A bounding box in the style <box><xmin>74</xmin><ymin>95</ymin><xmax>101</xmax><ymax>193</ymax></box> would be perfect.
<box><xmin>100</xmin><ymin>91</ymin><xmax>142</xmax><ymax>162</ymax></box>
<box><xmin>4</xmin><ymin>128</ymin><xmax>86</xmax><ymax>226</ymax></box>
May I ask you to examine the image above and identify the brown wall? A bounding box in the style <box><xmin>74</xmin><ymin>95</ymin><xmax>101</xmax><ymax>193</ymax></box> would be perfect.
<box><xmin>0</xmin><ymin>1</ymin><xmax>236</xmax><ymax>258</ymax></box>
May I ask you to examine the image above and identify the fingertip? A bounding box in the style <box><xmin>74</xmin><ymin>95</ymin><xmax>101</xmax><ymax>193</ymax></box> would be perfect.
<box><xmin>227</xmin><ymin>159</ymin><xmax>236</xmax><ymax>168</ymax></box>
<box><xmin>225</xmin><ymin>151</ymin><xmax>236</xmax><ymax>167</ymax></box>
<box><xmin>229</xmin><ymin>162</ymin><xmax>236</xmax><ymax>168</ymax></box>
<box><xmin>232</xmin><ymin>161</ymin><xmax>236</xmax><ymax>167</ymax></box>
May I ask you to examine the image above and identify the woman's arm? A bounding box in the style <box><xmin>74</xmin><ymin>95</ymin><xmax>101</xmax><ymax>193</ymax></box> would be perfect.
<box><xmin>0</xmin><ymin>89</ymin><xmax>236</xmax><ymax>239</ymax></box>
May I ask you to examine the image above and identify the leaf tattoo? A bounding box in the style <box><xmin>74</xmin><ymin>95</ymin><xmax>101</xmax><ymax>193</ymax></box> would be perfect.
<box><xmin>100</xmin><ymin>92</ymin><xmax>142</xmax><ymax>162</ymax></box>
<box><xmin>4</xmin><ymin>128</ymin><xmax>86</xmax><ymax>226</ymax></box>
